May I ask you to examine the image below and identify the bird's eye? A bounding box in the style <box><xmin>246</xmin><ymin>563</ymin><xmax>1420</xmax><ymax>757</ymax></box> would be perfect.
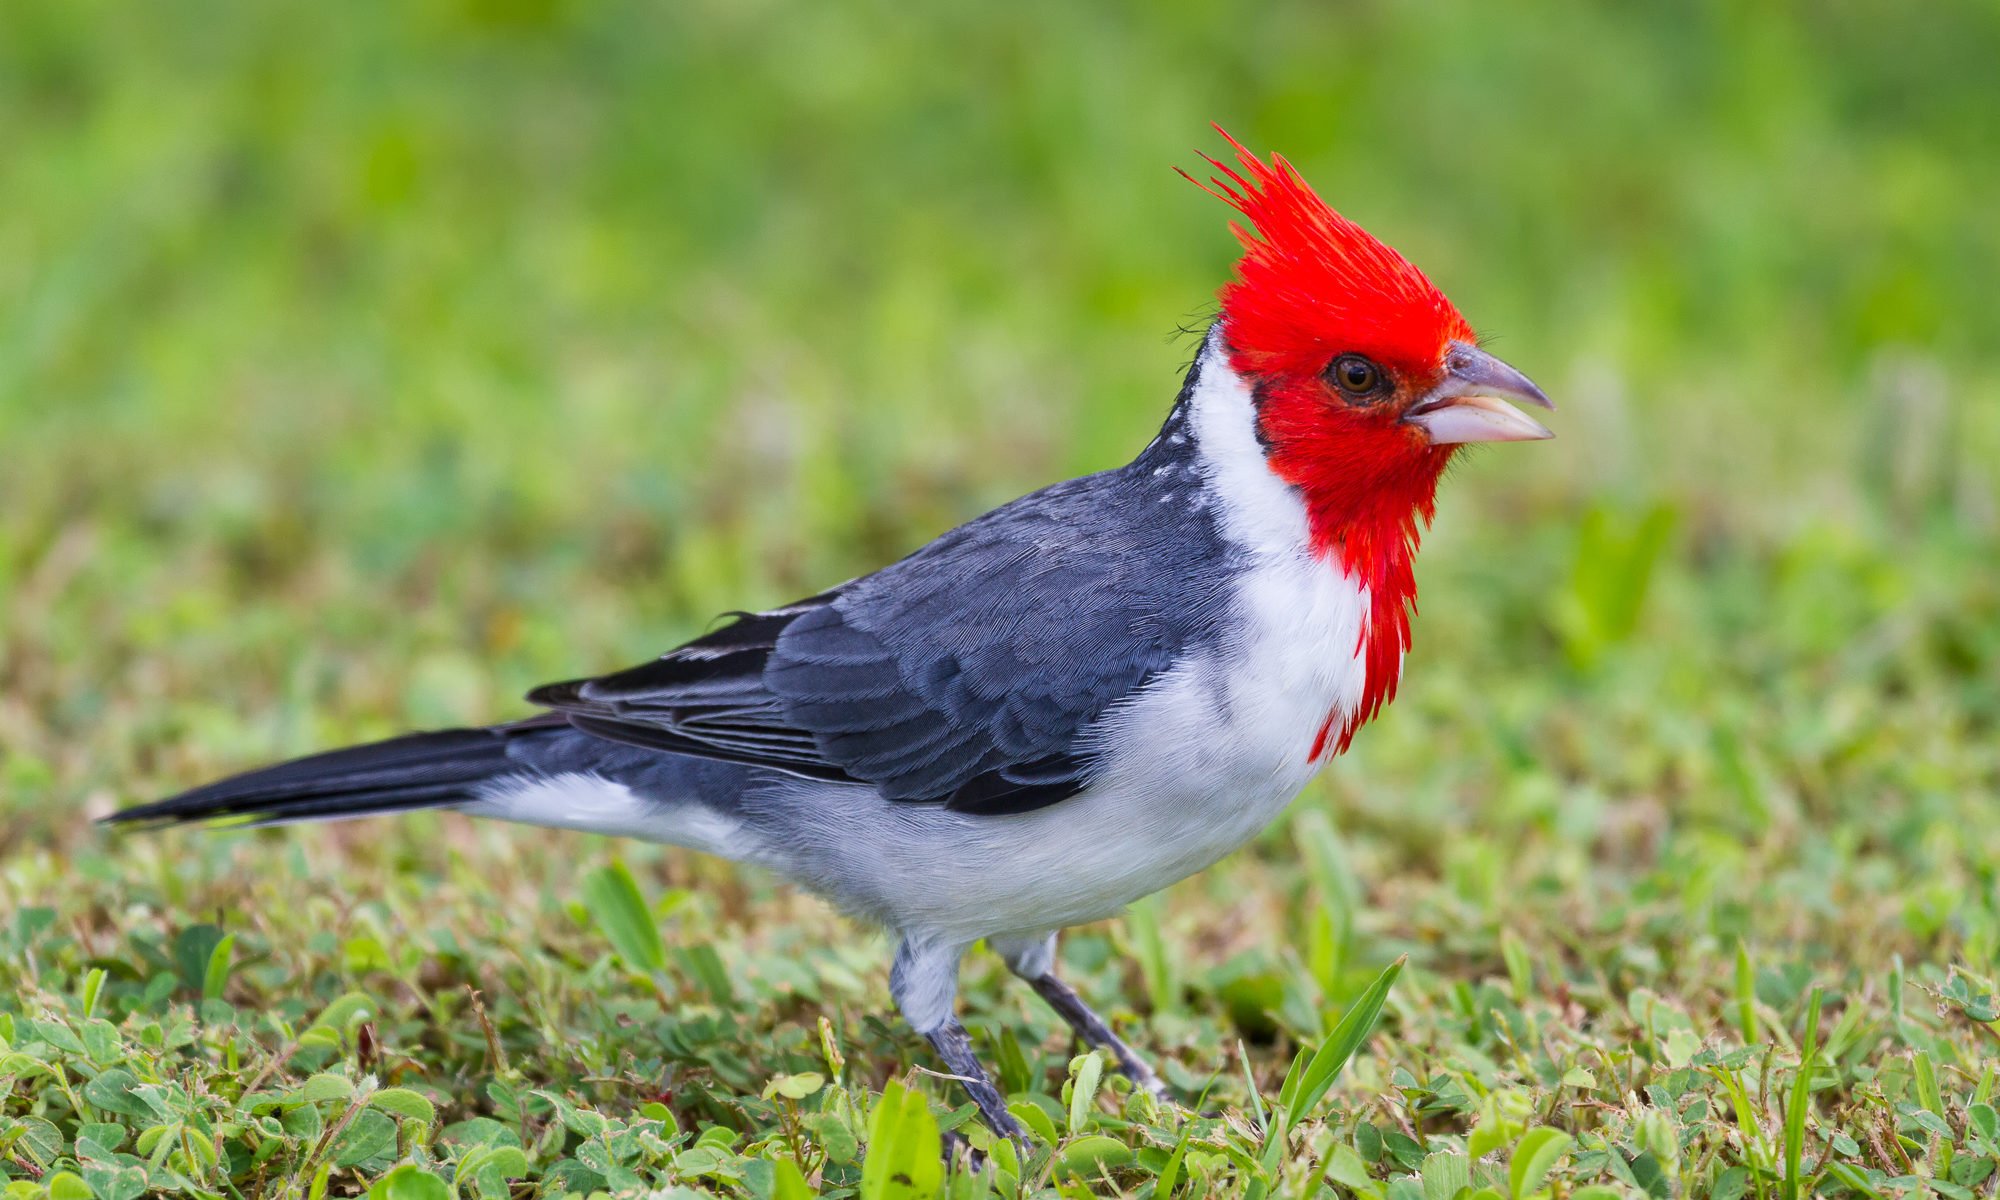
<box><xmin>1328</xmin><ymin>354</ymin><xmax>1385</xmax><ymax>399</ymax></box>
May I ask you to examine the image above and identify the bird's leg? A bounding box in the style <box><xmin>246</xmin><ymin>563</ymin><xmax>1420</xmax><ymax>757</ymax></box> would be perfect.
<box><xmin>993</xmin><ymin>933</ymin><xmax>1171</xmax><ymax>1101</ymax></box>
<box><xmin>925</xmin><ymin>1021</ymin><xmax>1021</xmax><ymax>1148</ymax></box>
<box><xmin>891</xmin><ymin>938</ymin><xmax>1026</xmax><ymax>1146</ymax></box>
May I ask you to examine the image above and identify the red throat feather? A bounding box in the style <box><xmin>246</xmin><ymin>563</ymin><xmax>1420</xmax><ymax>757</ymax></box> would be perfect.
<box><xmin>1184</xmin><ymin>128</ymin><xmax>1477</xmax><ymax>759</ymax></box>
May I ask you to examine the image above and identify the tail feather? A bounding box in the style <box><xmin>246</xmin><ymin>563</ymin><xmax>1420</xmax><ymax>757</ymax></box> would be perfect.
<box><xmin>103</xmin><ymin>723</ymin><xmax>552</xmax><ymax>828</ymax></box>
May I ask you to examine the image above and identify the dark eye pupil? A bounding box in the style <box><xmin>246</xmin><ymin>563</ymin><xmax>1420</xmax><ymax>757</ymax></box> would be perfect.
<box><xmin>1334</xmin><ymin>356</ymin><xmax>1378</xmax><ymax>393</ymax></box>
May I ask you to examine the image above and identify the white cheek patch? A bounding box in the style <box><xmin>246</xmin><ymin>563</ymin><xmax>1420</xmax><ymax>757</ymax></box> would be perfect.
<box><xmin>1185</xmin><ymin>328</ymin><xmax>1313</xmax><ymax>553</ymax></box>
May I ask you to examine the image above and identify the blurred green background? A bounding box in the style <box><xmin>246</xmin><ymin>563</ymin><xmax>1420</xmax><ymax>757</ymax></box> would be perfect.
<box><xmin>4</xmin><ymin>0</ymin><xmax>1999</xmax><ymax>916</ymax></box>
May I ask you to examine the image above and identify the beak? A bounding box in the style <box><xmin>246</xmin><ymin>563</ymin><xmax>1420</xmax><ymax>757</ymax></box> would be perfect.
<box><xmin>1403</xmin><ymin>341</ymin><xmax>1555</xmax><ymax>444</ymax></box>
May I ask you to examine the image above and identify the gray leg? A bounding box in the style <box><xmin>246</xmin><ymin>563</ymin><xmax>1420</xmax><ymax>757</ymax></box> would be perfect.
<box><xmin>891</xmin><ymin>939</ymin><xmax>1026</xmax><ymax>1145</ymax></box>
<box><xmin>993</xmin><ymin>933</ymin><xmax>1170</xmax><ymax>1100</ymax></box>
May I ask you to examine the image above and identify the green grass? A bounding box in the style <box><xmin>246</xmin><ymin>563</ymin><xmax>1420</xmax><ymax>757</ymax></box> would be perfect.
<box><xmin>5</xmin><ymin>0</ymin><xmax>2000</xmax><ymax>1196</ymax></box>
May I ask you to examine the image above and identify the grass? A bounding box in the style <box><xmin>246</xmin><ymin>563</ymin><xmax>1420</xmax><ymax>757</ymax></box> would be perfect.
<box><xmin>4</xmin><ymin>0</ymin><xmax>2000</xmax><ymax>1196</ymax></box>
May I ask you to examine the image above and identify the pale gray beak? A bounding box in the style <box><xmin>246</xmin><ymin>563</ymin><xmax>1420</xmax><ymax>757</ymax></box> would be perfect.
<box><xmin>1403</xmin><ymin>341</ymin><xmax>1555</xmax><ymax>444</ymax></box>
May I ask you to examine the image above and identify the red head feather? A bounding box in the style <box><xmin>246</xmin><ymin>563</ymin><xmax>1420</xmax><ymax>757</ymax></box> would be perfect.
<box><xmin>1185</xmin><ymin>130</ymin><xmax>1479</xmax><ymax>759</ymax></box>
<box><xmin>1188</xmin><ymin>129</ymin><xmax>1474</xmax><ymax>384</ymax></box>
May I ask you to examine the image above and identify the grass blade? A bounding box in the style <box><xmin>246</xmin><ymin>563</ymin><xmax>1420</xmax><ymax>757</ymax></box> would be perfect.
<box><xmin>580</xmin><ymin>860</ymin><xmax>666</xmax><ymax>974</ymax></box>
<box><xmin>1782</xmin><ymin>986</ymin><xmax>1824</xmax><ymax>1200</ymax></box>
<box><xmin>202</xmin><ymin>933</ymin><xmax>236</xmax><ymax>1002</ymax></box>
<box><xmin>1736</xmin><ymin>941</ymin><xmax>1759</xmax><ymax>1044</ymax></box>
<box><xmin>1288</xmin><ymin>955</ymin><xmax>1407</xmax><ymax>1122</ymax></box>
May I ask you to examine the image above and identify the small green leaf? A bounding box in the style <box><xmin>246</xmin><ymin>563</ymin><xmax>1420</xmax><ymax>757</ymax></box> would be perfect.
<box><xmin>581</xmin><ymin>860</ymin><xmax>666</xmax><ymax>973</ymax></box>
<box><xmin>81</xmin><ymin>1161</ymin><xmax>147</xmax><ymax>1200</ymax></box>
<box><xmin>1068</xmin><ymin>1051</ymin><xmax>1105</xmax><ymax>1135</ymax></box>
<box><xmin>696</xmin><ymin>1123</ymin><xmax>739</xmax><ymax>1149</ymax></box>
<box><xmin>302</xmin><ymin>1073</ymin><xmax>355</xmax><ymax>1103</ymax></box>
<box><xmin>1422</xmin><ymin>1152</ymin><xmax>1470</xmax><ymax>1200</ymax></box>
<box><xmin>333</xmin><ymin>1108</ymin><xmax>399</xmax><ymax>1168</ymax></box>
<box><xmin>367</xmin><ymin>1164</ymin><xmax>452</xmax><ymax>1200</ymax></box>
<box><xmin>533</xmin><ymin>1089</ymin><xmax>608</xmax><ymax>1137</ymax></box>
<box><xmin>369</xmin><ymin>1087</ymin><xmax>437</xmax><ymax>1125</ymax></box>
<box><xmin>82</xmin><ymin>1068</ymin><xmax>157</xmax><ymax>1120</ymax></box>
<box><xmin>282</xmin><ymin>1104</ymin><xmax>324</xmax><ymax>1141</ymax></box>
<box><xmin>764</xmin><ymin>1071</ymin><xmax>826</xmax><ymax>1100</ymax></box>
<box><xmin>1913</xmin><ymin>1109</ymin><xmax>1953</xmax><ymax>1139</ymax></box>
<box><xmin>806</xmin><ymin>1109</ymin><xmax>859</xmax><ymax>1163</ymax></box>
<box><xmin>46</xmin><ymin>1173</ymin><xmax>95</xmax><ymax>1200</ymax></box>
<box><xmin>77</xmin><ymin>1122</ymin><xmax>127</xmax><ymax>1151</ymax></box>
<box><xmin>1007</xmin><ymin>1100</ymin><xmax>1059</xmax><ymax>1146</ymax></box>
<box><xmin>32</xmin><ymin>1017</ymin><xmax>87</xmax><ymax>1056</ymax></box>
<box><xmin>1664</xmin><ymin>1029</ymin><xmax>1700</xmax><ymax>1069</ymax></box>
<box><xmin>135</xmin><ymin>1123</ymin><xmax>175</xmax><ymax>1157</ymax></box>
<box><xmin>342</xmin><ymin>935</ymin><xmax>393</xmax><ymax>974</ymax></box>
<box><xmin>771</xmin><ymin>1158</ymin><xmax>814</xmax><ymax>1200</ymax></box>
<box><xmin>1507</xmin><ymin>1128</ymin><xmax>1571</xmax><ymax>1199</ymax></box>
<box><xmin>1323</xmin><ymin>1143</ymin><xmax>1376</xmax><ymax>1193</ymax></box>
<box><xmin>456</xmin><ymin>1143</ymin><xmax>532</xmax><ymax>1198</ymax></box>
<box><xmin>861</xmin><ymin>1079</ymin><xmax>941</xmax><ymax>1200</ymax></box>
<box><xmin>1057</xmin><ymin>1134</ymin><xmax>1132</xmax><ymax>1177</ymax></box>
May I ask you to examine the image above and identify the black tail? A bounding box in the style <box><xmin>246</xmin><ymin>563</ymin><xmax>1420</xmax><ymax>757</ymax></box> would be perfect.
<box><xmin>102</xmin><ymin>718</ymin><xmax>563</xmax><ymax>829</ymax></box>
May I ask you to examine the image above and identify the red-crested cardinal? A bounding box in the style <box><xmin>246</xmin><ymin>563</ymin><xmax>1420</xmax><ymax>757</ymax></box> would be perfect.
<box><xmin>109</xmin><ymin>132</ymin><xmax>1555</xmax><ymax>1143</ymax></box>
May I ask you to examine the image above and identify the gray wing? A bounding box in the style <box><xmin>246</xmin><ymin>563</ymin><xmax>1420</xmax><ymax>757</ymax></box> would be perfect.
<box><xmin>528</xmin><ymin>468</ymin><xmax>1232</xmax><ymax>814</ymax></box>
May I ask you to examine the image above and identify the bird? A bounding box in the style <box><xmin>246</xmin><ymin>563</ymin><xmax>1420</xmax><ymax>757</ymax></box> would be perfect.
<box><xmin>105</xmin><ymin>131</ymin><xmax>1554</xmax><ymax>1147</ymax></box>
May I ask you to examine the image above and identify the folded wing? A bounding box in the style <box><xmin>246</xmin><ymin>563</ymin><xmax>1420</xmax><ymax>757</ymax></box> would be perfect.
<box><xmin>529</xmin><ymin>471</ymin><xmax>1231</xmax><ymax>814</ymax></box>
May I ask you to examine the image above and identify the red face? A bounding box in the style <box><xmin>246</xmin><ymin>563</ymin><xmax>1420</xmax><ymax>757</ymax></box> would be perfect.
<box><xmin>1189</xmin><ymin>133</ymin><xmax>1554</xmax><ymax>561</ymax></box>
